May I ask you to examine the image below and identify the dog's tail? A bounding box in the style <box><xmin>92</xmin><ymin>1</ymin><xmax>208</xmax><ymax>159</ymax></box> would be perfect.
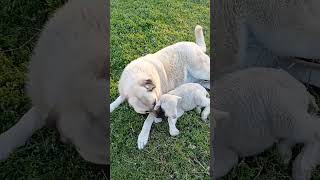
<box><xmin>195</xmin><ymin>25</ymin><xmax>206</xmax><ymax>53</ymax></box>
<box><xmin>110</xmin><ymin>96</ymin><xmax>125</xmax><ymax>112</ymax></box>
<box><xmin>0</xmin><ymin>107</ymin><xmax>46</xmax><ymax>161</ymax></box>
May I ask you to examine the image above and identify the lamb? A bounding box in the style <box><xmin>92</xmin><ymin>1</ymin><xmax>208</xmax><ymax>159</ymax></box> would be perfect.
<box><xmin>154</xmin><ymin>83</ymin><xmax>209</xmax><ymax>136</ymax></box>
<box><xmin>212</xmin><ymin>67</ymin><xmax>320</xmax><ymax>180</ymax></box>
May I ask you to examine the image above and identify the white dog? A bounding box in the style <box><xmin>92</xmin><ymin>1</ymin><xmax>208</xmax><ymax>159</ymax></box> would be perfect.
<box><xmin>154</xmin><ymin>83</ymin><xmax>210</xmax><ymax>136</ymax></box>
<box><xmin>110</xmin><ymin>25</ymin><xmax>210</xmax><ymax>149</ymax></box>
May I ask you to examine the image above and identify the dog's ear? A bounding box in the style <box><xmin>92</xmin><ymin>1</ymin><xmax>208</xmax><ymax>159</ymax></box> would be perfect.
<box><xmin>141</xmin><ymin>79</ymin><xmax>155</xmax><ymax>91</ymax></box>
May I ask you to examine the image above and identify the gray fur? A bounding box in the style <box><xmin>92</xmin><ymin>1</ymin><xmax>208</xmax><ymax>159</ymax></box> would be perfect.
<box><xmin>212</xmin><ymin>67</ymin><xmax>320</xmax><ymax>180</ymax></box>
<box><xmin>0</xmin><ymin>0</ymin><xmax>108</xmax><ymax>164</ymax></box>
<box><xmin>212</xmin><ymin>0</ymin><xmax>320</xmax><ymax>80</ymax></box>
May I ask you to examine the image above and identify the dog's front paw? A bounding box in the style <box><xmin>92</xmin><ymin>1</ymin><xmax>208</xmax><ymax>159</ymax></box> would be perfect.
<box><xmin>0</xmin><ymin>135</ymin><xmax>12</xmax><ymax>161</ymax></box>
<box><xmin>169</xmin><ymin>128</ymin><xmax>180</xmax><ymax>136</ymax></box>
<box><xmin>137</xmin><ymin>132</ymin><xmax>149</xmax><ymax>150</ymax></box>
<box><xmin>0</xmin><ymin>149</ymin><xmax>11</xmax><ymax>162</ymax></box>
<box><xmin>154</xmin><ymin>118</ymin><xmax>162</xmax><ymax>124</ymax></box>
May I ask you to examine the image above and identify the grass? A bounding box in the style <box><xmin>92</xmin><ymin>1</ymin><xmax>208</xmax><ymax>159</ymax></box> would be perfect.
<box><xmin>0</xmin><ymin>0</ymin><xmax>107</xmax><ymax>179</ymax></box>
<box><xmin>110</xmin><ymin>0</ymin><xmax>210</xmax><ymax>179</ymax></box>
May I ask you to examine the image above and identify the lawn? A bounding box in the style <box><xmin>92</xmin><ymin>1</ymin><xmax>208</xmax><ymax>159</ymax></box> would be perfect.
<box><xmin>0</xmin><ymin>0</ymin><xmax>107</xmax><ymax>179</ymax></box>
<box><xmin>110</xmin><ymin>0</ymin><xmax>210</xmax><ymax>179</ymax></box>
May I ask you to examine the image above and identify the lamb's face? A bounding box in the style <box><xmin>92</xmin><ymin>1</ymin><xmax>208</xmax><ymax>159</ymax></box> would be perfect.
<box><xmin>154</xmin><ymin>94</ymin><xmax>181</xmax><ymax>119</ymax></box>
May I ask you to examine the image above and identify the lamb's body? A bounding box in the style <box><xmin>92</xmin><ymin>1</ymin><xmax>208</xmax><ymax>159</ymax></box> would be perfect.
<box><xmin>213</xmin><ymin>67</ymin><xmax>320</xmax><ymax>180</ymax></box>
<box><xmin>156</xmin><ymin>83</ymin><xmax>209</xmax><ymax>136</ymax></box>
<box><xmin>168</xmin><ymin>83</ymin><xmax>209</xmax><ymax>113</ymax></box>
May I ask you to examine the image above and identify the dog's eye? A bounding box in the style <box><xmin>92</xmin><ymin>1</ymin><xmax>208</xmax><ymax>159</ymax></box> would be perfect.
<box><xmin>153</xmin><ymin>101</ymin><xmax>156</xmax><ymax>106</ymax></box>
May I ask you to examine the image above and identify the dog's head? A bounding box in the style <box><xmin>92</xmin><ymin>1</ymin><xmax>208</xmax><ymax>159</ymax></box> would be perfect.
<box><xmin>127</xmin><ymin>79</ymin><xmax>159</xmax><ymax>114</ymax></box>
<box><xmin>153</xmin><ymin>94</ymin><xmax>181</xmax><ymax>119</ymax></box>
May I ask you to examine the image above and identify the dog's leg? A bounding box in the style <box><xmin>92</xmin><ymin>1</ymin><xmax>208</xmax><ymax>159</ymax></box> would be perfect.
<box><xmin>277</xmin><ymin>139</ymin><xmax>295</xmax><ymax>164</ymax></box>
<box><xmin>110</xmin><ymin>96</ymin><xmax>125</xmax><ymax>112</ymax></box>
<box><xmin>212</xmin><ymin>146</ymin><xmax>238</xmax><ymax>179</ymax></box>
<box><xmin>188</xmin><ymin>55</ymin><xmax>210</xmax><ymax>81</ymax></box>
<box><xmin>292</xmin><ymin>142</ymin><xmax>320</xmax><ymax>180</ymax></box>
<box><xmin>57</xmin><ymin>109</ymin><xmax>108</xmax><ymax>164</ymax></box>
<box><xmin>168</xmin><ymin>117</ymin><xmax>179</xmax><ymax>136</ymax></box>
<box><xmin>137</xmin><ymin>113</ymin><xmax>155</xmax><ymax>150</ymax></box>
<box><xmin>188</xmin><ymin>54</ymin><xmax>210</xmax><ymax>89</ymax></box>
<box><xmin>0</xmin><ymin>107</ymin><xmax>45</xmax><ymax>161</ymax></box>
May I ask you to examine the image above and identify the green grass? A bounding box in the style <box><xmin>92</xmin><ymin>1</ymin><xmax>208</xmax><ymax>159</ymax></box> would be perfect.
<box><xmin>0</xmin><ymin>0</ymin><xmax>107</xmax><ymax>179</ymax></box>
<box><xmin>110</xmin><ymin>0</ymin><xmax>210</xmax><ymax>179</ymax></box>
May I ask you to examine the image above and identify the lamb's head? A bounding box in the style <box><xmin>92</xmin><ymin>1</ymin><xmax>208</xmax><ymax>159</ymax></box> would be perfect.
<box><xmin>153</xmin><ymin>94</ymin><xmax>181</xmax><ymax>119</ymax></box>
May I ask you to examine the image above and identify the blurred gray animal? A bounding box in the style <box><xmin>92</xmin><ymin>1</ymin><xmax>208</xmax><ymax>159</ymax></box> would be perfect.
<box><xmin>0</xmin><ymin>0</ymin><xmax>108</xmax><ymax>164</ymax></box>
<box><xmin>154</xmin><ymin>83</ymin><xmax>210</xmax><ymax>136</ymax></box>
<box><xmin>212</xmin><ymin>0</ymin><xmax>320</xmax><ymax>83</ymax></box>
<box><xmin>212</xmin><ymin>67</ymin><xmax>320</xmax><ymax>180</ymax></box>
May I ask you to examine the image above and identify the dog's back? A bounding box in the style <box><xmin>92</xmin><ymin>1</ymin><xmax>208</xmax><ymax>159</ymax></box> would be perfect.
<box><xmin>28</xmin><ymin>0</ymin><xmax>107</xmax><ymax>122</ymax></box>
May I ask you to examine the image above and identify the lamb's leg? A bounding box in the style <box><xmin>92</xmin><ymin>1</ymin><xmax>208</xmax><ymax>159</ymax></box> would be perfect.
<box><xmin>277</xmin><ymin>139</ymin><xmax>296</xmax><ymax>164</ymax></box>
<box><xmin>198</xmin><ymin>97</ymin><xmax>210</xmax><ymax>121</ymax></box>
<box><xmin>212</xmin><ymin>146</ymin><xmax>238</xmax><ymax>179</ymax></box>
<box><xmin>187</xmin><ymin>53</ymin><xmax>210</xmax><ymax>90</ymax></box>
<box><xmin>308</xmin><ymin>92</ymin><xmax>319</xmax><ymax>112</ymax></box>
<box><xmin>290</xmin><ymin>113</ymin><xmax>320</xmax><ymax>179</ymax></box>
<box><xmin>168</xmin><ymin>117</ymin><xmax>179</xmax><ymax>136</ymax></box>
<box><xmin>292</xmin><ymin>142</ymin><xmax>320</xmax><ymax>180</ymax></box>
<box><xmin>196</xmin><ymin>106</ymin><xmax>202</xmax><ymax>114</ymax></box>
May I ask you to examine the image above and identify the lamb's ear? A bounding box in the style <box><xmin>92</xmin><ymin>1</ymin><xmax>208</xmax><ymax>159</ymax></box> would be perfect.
<box><xmin>213</xmin><ymin>109</ymin><xmax>230</xmax><ymax>121</ymax></box>
<box><xmin>153</xmin><ymin>101</ymin><xmax>161</xmax><ymax>110</ymax></box>
<box><xmin>141</xmin><ymin>79</ymin><xmax>155</xmax><ymax>91</ymax></box>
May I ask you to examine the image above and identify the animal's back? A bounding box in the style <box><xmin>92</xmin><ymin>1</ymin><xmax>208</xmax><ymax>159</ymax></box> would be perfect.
<box><xmin>213</xmin><ymin>68</ymin><xmax>309</xmax><ymax>156</ymax></box>
<box><xmin>170</xmin><ymin>83</ymin><xmax>208</xmax><ymax>111</ymax></box>
<box><xmin>27</xmin><ymin>0</ymin><xmax>107</xmax><ymax>121</ymax></box>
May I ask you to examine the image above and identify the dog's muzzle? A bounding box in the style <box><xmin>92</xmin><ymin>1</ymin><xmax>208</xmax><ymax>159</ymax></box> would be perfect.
<box><xmin>153</xmin><ymin>107</ymin><xmax>166</xmax><ymax>119</ymax></box>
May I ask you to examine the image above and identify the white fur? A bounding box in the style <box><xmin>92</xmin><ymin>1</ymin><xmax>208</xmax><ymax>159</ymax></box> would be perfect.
<box><xmin>110</xmin><ymin>25</ymin><xmax>210</xmax><ymax>149</ymax></box>
<box><xmin>154</xmin><ymin>83</ymin><xmax>210</xmax><ymax>136</ymax></box>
